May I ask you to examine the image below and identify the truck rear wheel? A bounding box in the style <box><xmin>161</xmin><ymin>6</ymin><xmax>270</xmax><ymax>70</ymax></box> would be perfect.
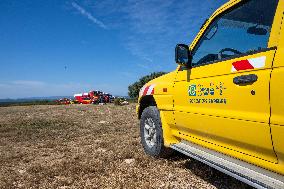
<box><xmin>140</xmin><ymin>106</ymin><xmax>173</xmax><ymax>158</ymax></box>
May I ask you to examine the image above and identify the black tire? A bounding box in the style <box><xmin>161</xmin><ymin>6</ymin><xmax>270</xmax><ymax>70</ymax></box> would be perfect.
<box><xmin>140</xmin><ymin>106</ymin><xmax>173</xmax><ymax>158</ymax></box>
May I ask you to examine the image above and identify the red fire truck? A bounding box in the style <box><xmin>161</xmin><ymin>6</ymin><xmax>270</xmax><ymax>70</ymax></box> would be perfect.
<box><xmin>73</xmin><ymin>93</ymin><xmax>91</xmax><ymax>104</ymax></box>
<box><xmin>73</xmin><ymin>91</ymin><xmax>113</xmax><ymax>104</ymax></box>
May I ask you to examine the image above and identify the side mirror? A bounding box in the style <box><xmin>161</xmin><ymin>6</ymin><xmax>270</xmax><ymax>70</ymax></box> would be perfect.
<box><xmin>175</xmin><ymin>44</ymin><xmax>192</xmax><ymax>68</ymax></box>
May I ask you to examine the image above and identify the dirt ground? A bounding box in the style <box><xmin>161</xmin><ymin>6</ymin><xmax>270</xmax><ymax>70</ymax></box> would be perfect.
<box><xmin>0</xmin><ymin>104</ymin><xmax>251</xmax><ymax>189</ymax></box>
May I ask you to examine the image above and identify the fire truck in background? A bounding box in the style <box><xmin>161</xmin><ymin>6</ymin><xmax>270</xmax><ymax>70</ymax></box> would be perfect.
<box><xmin>74</xmin><ymin>93</ymin><xmax>91</xmax><ymax>104</ymax></box>
<box><xmin>56</xmin><ymin>98</ymin><xmax>73</xmax><ymax>105</ymax></box>
<box><xmin>74</xmin><ymin>91</ymin><xmax>114</xmax><ymax>104</ymax></box>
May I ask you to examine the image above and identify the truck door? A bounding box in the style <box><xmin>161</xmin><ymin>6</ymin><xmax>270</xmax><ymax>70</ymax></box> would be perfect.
<box><xmin>173</xmin><ymin>0</ymin><xmax>279</xmax><ymax>163</ymax></box>
<box><xmin>270</xmin><ymin>0</ymin><xmax>284</xmax><ymax>168</ymax></box>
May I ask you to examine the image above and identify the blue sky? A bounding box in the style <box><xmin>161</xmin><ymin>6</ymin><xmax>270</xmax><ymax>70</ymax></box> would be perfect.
<box><xmin>0</xmin><ymin>0</ymin><xmax>227</xmax><ymax>98</ymax></box>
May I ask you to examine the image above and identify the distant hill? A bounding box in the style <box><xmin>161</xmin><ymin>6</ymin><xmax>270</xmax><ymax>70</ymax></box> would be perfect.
<box><xmin>0</xmin><ymin>96</ymin><xmax>73</xmax><ymax>103</ymax></box>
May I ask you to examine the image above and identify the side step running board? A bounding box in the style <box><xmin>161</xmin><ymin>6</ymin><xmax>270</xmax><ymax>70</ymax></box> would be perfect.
<box><xmin>171</xmin><ymin>141</ymin><xmax>284</xmax><ymax>189</ymax></box>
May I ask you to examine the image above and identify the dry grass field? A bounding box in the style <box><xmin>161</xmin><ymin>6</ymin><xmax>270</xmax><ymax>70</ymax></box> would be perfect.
<box><xmin>0</xmin><ymin>104</ymin><xmax>251</xmax><ymax>189</ymax></box>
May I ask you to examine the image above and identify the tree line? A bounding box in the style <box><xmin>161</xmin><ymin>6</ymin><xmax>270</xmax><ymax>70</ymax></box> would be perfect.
<box><xmin>128</xmin><ymin>72</ymin><xmax>167</xmax><ymax>98</ymax></box>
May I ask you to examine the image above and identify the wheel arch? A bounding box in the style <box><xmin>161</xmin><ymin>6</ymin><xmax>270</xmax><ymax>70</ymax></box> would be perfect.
<box><xmin>138</xmin><ymin>95</ymin><xmax>157</xmax><ymax>119</ymax></box>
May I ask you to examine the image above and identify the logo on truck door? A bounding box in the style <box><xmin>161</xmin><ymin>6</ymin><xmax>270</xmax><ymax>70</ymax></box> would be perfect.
<box><xmin>188</xmin><ymin>82</ymin><xmax>227</xmax><ymax>104</ymax></box>
<box><xmin>188</xmin><ymin>85</ymin><xmax>197</xmax><ymax>96</ymax></box>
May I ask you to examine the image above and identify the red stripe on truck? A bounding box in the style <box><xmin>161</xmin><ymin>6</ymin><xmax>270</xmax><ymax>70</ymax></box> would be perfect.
<box><xmin>232</xmin><ymin>60</ymin><xmax>254</xmax><ymax>71</ymax></box>
<box><xmin>143</xmin><ymin>86</ymin><xmax>150</xmax><ymax>96</ymax></box>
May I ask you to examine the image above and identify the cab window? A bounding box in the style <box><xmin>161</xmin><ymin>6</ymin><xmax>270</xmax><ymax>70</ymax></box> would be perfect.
<box><xmin>192</xmin><ymin>0</ymin><xmax>279</xmax><ymax>66</ymax></box>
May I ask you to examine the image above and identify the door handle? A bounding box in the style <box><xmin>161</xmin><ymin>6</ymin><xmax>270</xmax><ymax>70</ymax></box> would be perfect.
<box><xmin>233</xmin><ymin>74</ymin><xmax>258</xmax><ymax>85</ymax></box>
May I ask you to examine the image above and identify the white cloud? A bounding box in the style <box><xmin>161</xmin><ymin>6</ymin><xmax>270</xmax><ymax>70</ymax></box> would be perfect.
<box><xmin>69</xmin><ymin>0</ymin><xmax>225</xmax><ymax>71</ymax></box>
<box><xmin>71</xmin><ymin>2</ymin><xmax>107</xmax><ymax>29</ymax></box>
<box><xmin>0</xmin><ymin>80</ymin><xmax>89</xmax><ymax>99</ymax></box>
<box><xmin>137</xmin><ymin>63</ymin><xmax>150</xmax><ymax>70</ymax></box>
<box><xmin>11</xmin><ymin>80</ymin><xmax>45</xmax><ymax>86</ymax></box>
<box><xmin>0</xmin><ymin>80</ymin><xmax>127</xmax><ymax>99</ymax></box>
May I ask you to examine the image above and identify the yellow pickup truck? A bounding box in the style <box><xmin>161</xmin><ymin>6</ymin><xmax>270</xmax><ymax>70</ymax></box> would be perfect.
<box><xmin>137</xmin><ymin>0</ymin><xmax>284</xmax><ymax>188</ymax></box>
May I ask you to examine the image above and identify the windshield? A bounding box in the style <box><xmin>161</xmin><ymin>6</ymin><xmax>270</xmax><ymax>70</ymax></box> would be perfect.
<box><xmin>192</xmin><ymin>0</ymin><xmax>278</xmax><ymax>66</ymax></box>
